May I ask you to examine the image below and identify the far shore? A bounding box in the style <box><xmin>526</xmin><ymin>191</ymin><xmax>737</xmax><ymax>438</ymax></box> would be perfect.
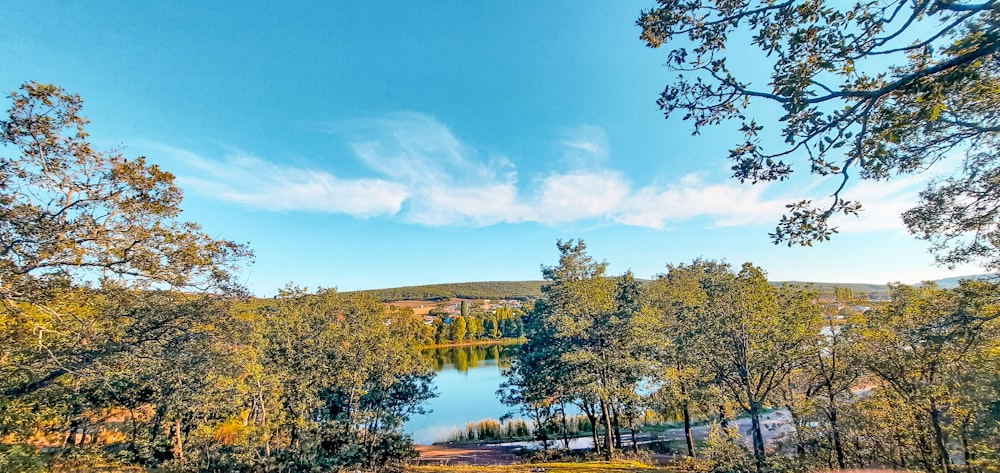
<box><xmin>421</xmin><ymin>338</ymin><xmax>525</xmax><ymax>349</ymax></box>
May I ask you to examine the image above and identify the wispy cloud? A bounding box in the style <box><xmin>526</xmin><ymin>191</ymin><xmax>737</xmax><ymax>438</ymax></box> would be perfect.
<box><xmin>827</xmin><ymin>174</ymin><xmax>927</xmax><ymax>233</ymax></box>
<box><xmin>151</xmin><ymin>114</ymin><xmax>926</xmax><ymax>234</ymax></box>
<box><xmin>151</xmin><ymin>144</ymin><xmax>409</xmax><ymax>217</ymax></box>
<box><xmin>558</xmin><ymin>125</ymin><xmax>609</xmax><ymax>167</ymax></box>
<box><xmin>614</xmin><ymin>174</ymin><xmax>787</xmax><ymax>229</ymax></box>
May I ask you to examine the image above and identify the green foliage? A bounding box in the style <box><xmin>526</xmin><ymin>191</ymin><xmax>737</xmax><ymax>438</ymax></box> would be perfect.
<box><xmin>0</xmin><ymin>84</ymin><xmax>435</xmax><ymax>473</ymax></box>
<box><xmin>702</xmin><ymin>424</ymin><xmax>755</xmax><ymax>473</ymax></box>
<box><xmin>503</xmin><ymin>240</ymin><xmax>659</xmax><ymax>460</ymax></box>
<box><xmin>0</xmin><ymin>444</ymin><xmax>47</xmax><ymax>473</ymax></box>
<box><xmin>638</xmin><ymin>0</ymin><xmax>1000</xmax><ymax>268</ymax></box>
<box><xmin>450</xmin><ymin>315</ymin><xmax>467</xmax><ymax>342</ymax></box>
<box><xmin>0</xmin><ymin>82</ymin><xmax>251</xmax><ymax>297</ymax></box>
<box><xmin>649</xmin><ymin>260</ymin><xmax>822</xmax><ymax>471</ymax></box>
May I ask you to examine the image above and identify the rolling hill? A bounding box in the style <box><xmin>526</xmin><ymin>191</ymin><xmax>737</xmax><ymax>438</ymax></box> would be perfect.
<box><xmin>344</xmin><ymin>274</ymin><xmax>992</xmax><ymax>303</ymax></box>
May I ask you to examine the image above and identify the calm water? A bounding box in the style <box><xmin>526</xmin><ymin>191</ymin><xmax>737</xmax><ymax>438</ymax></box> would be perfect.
<box><xmin>404</xmin><ymin>344</ymin><xmax>519</xmax><ymax>444</ymax></box>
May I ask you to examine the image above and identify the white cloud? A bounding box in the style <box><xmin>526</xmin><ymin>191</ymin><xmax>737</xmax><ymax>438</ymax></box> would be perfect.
<box><xmin>149</xmin><ymin>115</ymin><xmax>926</xmax><ymax>235</ymax></box>
<box><xmin>614</xmin><ymin>176</ymin><xmax>787</xmax><ymax>229</ymax></box>
<box><xmin>827</xmin><ymin>174</ymin><xmax>927</xmax><ymax>233</ymax></box>
<box><xmin>533</xmin><ymin>171</ymin><xmax>630</xmax><ymax>223</ymax></box>
<box><xmin>152</xmin><ymin>145</ymin><xmax>409</xmax><ymax>217</ymax></box>
<box><xmin>407</xmin><ymin>182</ymin><xmax>528</xmax><ymax>226</ymax></box>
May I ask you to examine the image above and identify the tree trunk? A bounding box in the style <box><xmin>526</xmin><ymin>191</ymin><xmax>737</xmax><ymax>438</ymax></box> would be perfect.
<box><xmin>960</xmin><ymin>413</ymin><xmax>974</xmax><ymax>472</ymax></box>
<box><xmin>829</xmin><ymin>404</ymin><xmax>846</xmax><ymax>469</ymax></box>
<box><xmin>600</xmin><ymin>398</ymin><xmax>616</xmax><ymax>460</ymax></box>
<box><xmin>149</xmin><ymin>403</ymin><xmax>167</xmax><ymax>446</ymax></box>
<box><xmin>929</xmin><ymin>399</ymin><xmax>952</xmax><ymax>473</ymax></box>
<box><xmin>63</xmin><ymin>417</ymin><xmax>81</xmax><ymax>448</ymax></box>
<box><xmin>627</xmin><ymin>414</ymin><xmax>638</xmax><ymax>453</ymax></box>
<box><xmin>582</xmin><ymin>403</ymin><xmax>601</xmax><ymax>456</ymax></box>
<box><xmin>173</xmin><ymin>418</ymin><xmax>184</xmax><ymax>461</ymax></box>
<box><xmin>559</xmin><ymin>402</ymin><xmax>570</xmax><ymax>450</ymax></box>
<box><xmin>681</xmin><ymin>385</ymin><xmax>695</xmax><ymax>458</ymax></box>
<box><xmin>611</xmin><ymin>402</ymin><xmax>622</xmax><ymax>449</ymax></box>
<box><xmin>534</xmin><ymin>406</ymin><xmax>549</xmax><ymax>451</ymax></box>
<box><xmin>749</xmin><ymin>401</ymin><xmax>766</xmax><ymax>473</ymax></box>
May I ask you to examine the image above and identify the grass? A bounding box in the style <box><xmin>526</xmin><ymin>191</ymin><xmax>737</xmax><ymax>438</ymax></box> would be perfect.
<box><xmin>442</xmin><ymin>418</ymin><xmax>533</xmax><ymax>443</ymax></box>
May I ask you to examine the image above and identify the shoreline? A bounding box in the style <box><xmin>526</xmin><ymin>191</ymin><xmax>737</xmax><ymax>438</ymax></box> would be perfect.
<box><xmin>421</xmin><ymin>337</ymin><xmax>525</xmax><ymax>349</ymax></box>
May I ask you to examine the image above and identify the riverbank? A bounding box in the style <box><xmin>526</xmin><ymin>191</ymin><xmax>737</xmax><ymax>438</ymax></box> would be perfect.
<box><xmin>422</xmin><ymin>337</ymin><xmax>525</xmax><ymax>349</ymax></box>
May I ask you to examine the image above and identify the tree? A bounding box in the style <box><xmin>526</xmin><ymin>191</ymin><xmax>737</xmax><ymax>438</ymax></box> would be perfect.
<box><xmin>505</xmin><ymin>240</ymin><xmax>658</xmax><ymax>459</ymax></box>
<box><xmin>0</xmin><ymin>82</ymin><xmax>250</xmax><ymax>402</ymax></box>
<box><xmin>0</xmin><ymin>82</ymin><xmax>250</xmax><ymax>296</ymax></box>
<box><xmin>483</xmin><ymin>315</ymin><xmax>499</xmax><ymax>339</ymax></box>
<box><xmin>637</xmin><ymin>0</ymin><xmax>1000</xmax><ymax>268</ymax></box>
<box><xmin>449</xmin><ymin>315</ymin><xmax>467</xmax><ymax>342</ymax></box>
<box><xmin>699</xmin><ymin>263</ymin><xmax>822</xmax><ymax>472</ymax></box>
<box><xmin>646</xmin><ymin>259</ymin><xmax>727</xmax><ymax>458</ymax></box>
<box><xmin>853</xmin><ymin>281</ymin><xmax>1000</xmax><ymax>473</ymax></box>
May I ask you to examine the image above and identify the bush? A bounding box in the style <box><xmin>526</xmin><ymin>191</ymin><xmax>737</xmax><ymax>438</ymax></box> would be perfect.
<box><xmin>0</xmin><ymin>444</ymin><xmax>47</xmax><ymax>473</ymax></box>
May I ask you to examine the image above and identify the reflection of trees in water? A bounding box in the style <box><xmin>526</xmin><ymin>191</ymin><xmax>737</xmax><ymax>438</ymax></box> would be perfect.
<box><xmin>422</xmin><ymin>343</ymin><xmax>520</xmax><ymax>373</ymax></box>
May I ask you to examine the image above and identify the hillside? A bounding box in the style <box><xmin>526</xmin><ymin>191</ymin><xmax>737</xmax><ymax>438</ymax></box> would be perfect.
<box><xmin>344</xmin><ymin>274</ymin><xmax>991</xmax><ymax>302</ymax></box>
<box><xmin>346</xmin><ymin>281</ymin><xmax>546</xmax><ymax>302</ymax></box>
<box><xmin>772</xmin><ymin>280</ymin><xmax>892</xmax><ymax>298</ymax></box>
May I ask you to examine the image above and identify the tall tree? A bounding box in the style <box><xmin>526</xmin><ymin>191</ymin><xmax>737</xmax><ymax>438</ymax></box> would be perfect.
<box><xmin>0</xmin><ymin>82</ymin><xmax>251</xmax><ymax>401</ymax></box>
<box><xmin>637</xmin><ymin>0</ymin><xmax>1000</xmax><ymax>268</ymax></box>
<box><xmin>505</xmin><ymin>240</ymin><xmax>657</xmax><ymax>459</ymax></box>
<box><xmin>646</xmin><ymin>259</ymin><xmax>727</xmax><ymax>458</ymax></box>
<box><xmin>701</xmin><ymin>263</ymin><xmax>822</xmax><ymax>471</ymax></box>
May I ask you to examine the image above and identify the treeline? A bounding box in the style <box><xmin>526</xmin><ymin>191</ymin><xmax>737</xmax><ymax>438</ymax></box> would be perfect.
<box><xmin>0</xmin><ymin>84</ymin><xmax>432</xmax><ymax>472</ymax></box>
<box><xmin>428</xmin><ymin>304</ymin><xmax>525</xmax><ymax>344</ymax></box>
<box><xmin>503</xmin><ymin>240</ymin><xmax>1000</xmax><ymax>473</ymax></box>
<box><xmin>3</xmin><ymin>290</ymin><xmax>434</xmax><ymax>472</ymax></box>
<box><xmin>348</xmin><ymin>281</ymin><xmax>545</xmax><ymax>302</ymax></box>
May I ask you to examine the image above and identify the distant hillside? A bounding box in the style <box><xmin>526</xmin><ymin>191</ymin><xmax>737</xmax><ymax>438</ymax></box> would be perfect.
<box><xmin>928</xmin><ymin>274</ymin><xmax>994</xmax><ymax>288</ymax></box>
<box><xmin>774</xmin><ymin>274</ymin><xmax>993</xmax><ymax>297</ymax></box>
<box><xmin>344</xmin><ymin>274</ymin><xmax>990</xmax><ymax>303</ymax></box>
<box><xmin>346</xmin><ymin>281</ymin><xmax>545</xmax><ymax>302</ymax></box>
<box><xmin>772</xmin><ymin>281</ymin><xmax>891</xmax><ymax>297</ymax></box>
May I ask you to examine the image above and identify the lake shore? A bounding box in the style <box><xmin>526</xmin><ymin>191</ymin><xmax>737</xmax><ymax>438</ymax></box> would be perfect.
<box><xmin>421</xmin><ymin>337</ymin><xmax>525</xmax><ymax>349</ymax></box>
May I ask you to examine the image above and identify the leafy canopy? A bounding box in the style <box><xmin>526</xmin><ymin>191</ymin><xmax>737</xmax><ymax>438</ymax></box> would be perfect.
<box><xmin>0</xmin><ymin>82</ymin><xmax>251</xmax><ymax>299</ymax></box>
<box><xmin>638</xmin><ymin>0</ymin><xmax>1000</xmax><ymax>269</ymax></box>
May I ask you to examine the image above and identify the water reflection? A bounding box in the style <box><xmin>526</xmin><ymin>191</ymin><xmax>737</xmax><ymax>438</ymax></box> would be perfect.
<box><xmin>422</xmin><ymin>343</ymin><xmax>518</xmax><ymax>373</ymax></box>
<box><xmin>405</xmin><ymin>343</ymin><xmax>521</xmax><ymax>444</ymax></box>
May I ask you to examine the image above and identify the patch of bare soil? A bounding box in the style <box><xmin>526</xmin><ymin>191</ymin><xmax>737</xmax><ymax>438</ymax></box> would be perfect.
<box><xmin>414</xmin><ymin>444</ymin><xmax>521</xmax><ymax>466</ymax></box>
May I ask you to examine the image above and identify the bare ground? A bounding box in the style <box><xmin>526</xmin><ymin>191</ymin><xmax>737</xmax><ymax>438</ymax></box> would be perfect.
<box><xmin>414</xmin><ymin>444</ymin><xmax>522</xmax><ymax>466</ymax></box>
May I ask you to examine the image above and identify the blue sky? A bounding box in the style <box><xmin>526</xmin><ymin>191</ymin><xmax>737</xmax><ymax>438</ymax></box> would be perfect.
<box><xmin>1</xmin><ymin>1</ymin><xmax>984</xmax><ymax>296</ymax></box>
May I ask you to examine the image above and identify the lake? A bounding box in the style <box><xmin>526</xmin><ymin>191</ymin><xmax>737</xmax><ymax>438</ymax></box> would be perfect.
<box><xmin>404</xmin><ymin>343</ymin><xmax>520</xmax><ymax>445</ymax></box>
